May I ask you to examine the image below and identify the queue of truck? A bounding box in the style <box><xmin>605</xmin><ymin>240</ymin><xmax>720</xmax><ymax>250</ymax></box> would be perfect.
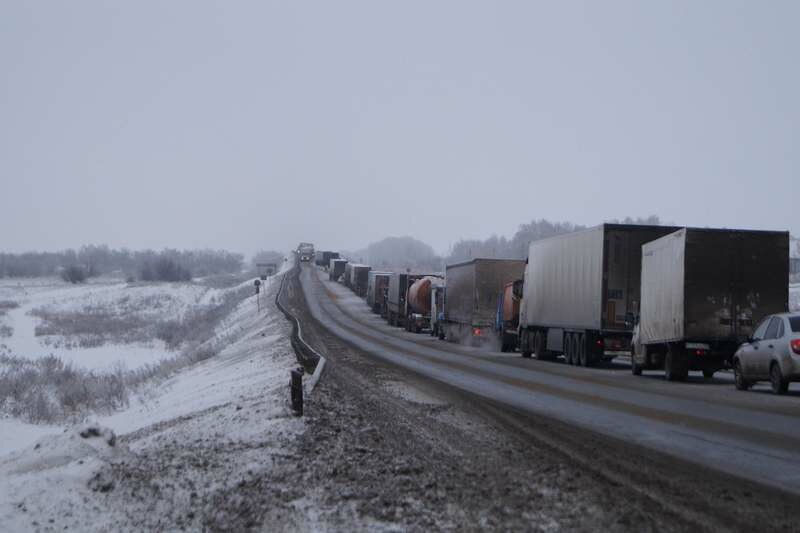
<box><xmin>304</xmin><ymin>223</ymin><xmax>798</xmax><ymax>393</ymax></box>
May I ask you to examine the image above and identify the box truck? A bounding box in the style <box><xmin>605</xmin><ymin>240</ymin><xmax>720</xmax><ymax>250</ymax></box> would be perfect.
<box><xmin>631</xmin><ymin>227</ymin><xmax>789</xmax><ymax>380</ymax></box>
<box><xmin>518</xmin><ymin>224</ymin><xmax>678</xmax><ymax>365</ymax></box>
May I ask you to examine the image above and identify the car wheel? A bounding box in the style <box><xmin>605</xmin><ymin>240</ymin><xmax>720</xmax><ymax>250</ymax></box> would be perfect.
<box><xmin>770</xmin><ymin>363</ymin><xmax>789</xmax><ymax>395</ymax></box>
<box><xmin>734</xmin><ymin>361</ymin><xmax>751</xmax><ymax>391</ymax></box>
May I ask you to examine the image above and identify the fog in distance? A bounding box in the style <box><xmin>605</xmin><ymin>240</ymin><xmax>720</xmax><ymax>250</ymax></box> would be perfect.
<box><xmin>1</xmin><ymin>1</ymin><xmax>798</xmax><ymax>255</ymax></box>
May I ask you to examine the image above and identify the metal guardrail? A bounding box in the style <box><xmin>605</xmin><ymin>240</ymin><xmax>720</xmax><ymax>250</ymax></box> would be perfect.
<box><xmin>275</xmin><ymin>261</ymin><xmax>325</xmax><ymax>376</ymax></box>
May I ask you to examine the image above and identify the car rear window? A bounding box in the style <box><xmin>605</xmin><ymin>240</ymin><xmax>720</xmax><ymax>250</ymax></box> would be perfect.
<box><xmin>790</xmin><ymin>316</ymin><xmax>800</xmax><ymax>333</ymax></box>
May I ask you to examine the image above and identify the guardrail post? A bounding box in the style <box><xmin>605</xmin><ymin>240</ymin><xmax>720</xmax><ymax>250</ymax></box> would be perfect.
<box><xmin>290</xmin><ymin>367</ymin><xmax>304</xmax><ymax>416</ymax></box>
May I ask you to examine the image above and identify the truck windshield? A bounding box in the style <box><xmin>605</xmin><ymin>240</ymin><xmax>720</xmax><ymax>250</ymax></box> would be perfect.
<box><xmin>790</xmin><ymin>316</ymin><xmax>800</xmax><ymax>333</ymax></box>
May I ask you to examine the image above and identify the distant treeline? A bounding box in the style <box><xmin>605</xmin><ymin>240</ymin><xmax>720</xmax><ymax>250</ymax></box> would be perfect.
<box><xmin>346</xmin><ymin>216</ymin><xmax>666</xmax><ymax>272</ymax></box>
<box><xmin>0</xmin><ymin>245</ymin><xmax>244</xmax><ymax>280</ymax></box>
<box><xmin>448</xmin><ymin>216</ymin><xmax>664</xmax><ymax>263</ymax></box>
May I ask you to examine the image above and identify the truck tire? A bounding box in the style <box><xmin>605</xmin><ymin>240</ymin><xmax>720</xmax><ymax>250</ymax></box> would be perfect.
<box><xmin>664</xmin><ymin>350</ymin><xmax>677</xmax><ymax>381</ymax></box>
<box><xmin>520</xmin><ymin>330</ymin><xmax>532</xmax><ymax>358</ymax></box>
<box><xmin>534</xmin><ymin>331</ymin><xmax>547</xmax><ymax>361</ymax></box>
<box><xmin>631</xmin><ymin>347</ymin><xmax>643</xmax><ymax>375</ymax></box>
<box><xmin>500</xmin><ymin>335</ymin><xmax>510</xmax><ymax>353</ymax></box>
<box><xmin>702</xmin><ymin>369</ymin><xmax>715</xmax><ymax>379</ymax></box>
<box><xmin>578</xmin><ymin>335</ymin><xmax>588</xmax><ymax>367</ymax></box>
<box><xmin>665</xmin><ymin>346</ymin><xmax>687</xmax><ymax>382</ymax></box>
<box><xmin>564</xmin><ymin>334</ymin><xmax>574</xmax><ymax>365</ymax></box>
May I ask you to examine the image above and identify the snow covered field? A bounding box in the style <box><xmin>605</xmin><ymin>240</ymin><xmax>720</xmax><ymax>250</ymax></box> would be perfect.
<box><xmin>0</xmin><ymin>270</ymin><xmax>304</xmax><ymax>531</ymax></box>
<box><xmin>0</xmin><ymin>276</ymin><xmax>253</xmax><ymax>370</ymax></box>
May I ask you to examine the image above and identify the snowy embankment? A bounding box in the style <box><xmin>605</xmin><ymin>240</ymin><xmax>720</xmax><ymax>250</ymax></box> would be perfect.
<box><xmin>0</xmin><ymin>276</ymin><xmax>255</xmax><ymax>371</ymax></box>
<box><xmin>0</xmin><ymin>270</ymin><xmax>305</xmax><ymax>531</ymax></box>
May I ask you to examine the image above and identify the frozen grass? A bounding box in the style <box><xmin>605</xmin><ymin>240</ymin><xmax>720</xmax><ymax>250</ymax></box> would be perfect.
<box><xmin>0</xmin><ymin>301</ymin><xmax>16</xmax><ymax>337</ymax></box>
<box><xmin>155</xmin><ymin>284</ymin><xmax>251</xmax><ymax>350</ymax></box>
<box><xmin>0</xmin><ymin>284</ymin><xmax>255</xmax><ymax>424</ymax></box>
<box><xmin>31</xmin><ymin>307</ymin><xmax>152</xmax><ymax>348</ymax></box>
<box><xmin>27</xmin><ymin>284</ymin><xmax>249</xmax><ymax>350</ymax></box>
<box><xmin>0</xmin><ymin>354</ymin><xmax>128</xmax><ymax>423</ymax></box>
<box><xmin>0</xmin><ymin>301</ymin><xmax>19</xmax><ymax>312</ymax></box>
<box><xmin>196</xmin><ymin>271</ymin><xmax>254</xmax><ymax>289</ymax></box>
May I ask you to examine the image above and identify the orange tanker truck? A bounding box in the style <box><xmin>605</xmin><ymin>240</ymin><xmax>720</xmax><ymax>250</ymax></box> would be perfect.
<box><xmin>405</xmin><ymin>276</ymin><xmax>443</xmax><ymax>333</ymax></box>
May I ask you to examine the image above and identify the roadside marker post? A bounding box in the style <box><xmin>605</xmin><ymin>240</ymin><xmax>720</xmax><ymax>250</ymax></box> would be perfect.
<box><xmin>254</xmin><ymin>279</ymin><xmax>261</xmax><ymax>312</ymax></box>
<box><xmin>290</xmin><ymin>367</ymin><xmax>304</xmax><ymax>416</ymax></box>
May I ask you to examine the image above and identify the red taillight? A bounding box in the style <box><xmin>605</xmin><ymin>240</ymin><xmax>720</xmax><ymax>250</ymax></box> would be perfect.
<box><xmin>472</xmin><ymin>327</ymin><xmax>482</xmax><ymax>336</ymax></box>
<box><xmin>694</xmin><ymin>349</ymin><xmax>706</xmax><ymax>356</ymax></box>
<box><xmin>596</xmin><ymin>339</ymin><xmax>604</xmax><ymax>347</ymax></box>
<box><xmin>791</xmin><ymin>339</ymin><xmax>800</xmax><ymax>355</ymax></box>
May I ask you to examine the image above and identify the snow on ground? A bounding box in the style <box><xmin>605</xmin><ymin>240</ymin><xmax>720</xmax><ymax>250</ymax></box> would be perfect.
<box><xmin>0</xmin><ymin>275</ymin><xmax>254</xmax><ymax>371</ymax></box>
<box><xmin>0</xmin><ymin>419</ymin><xmax>61</xmax><ymax>457</ymax></box>
<box><xmin>0</xmin><ymin>271</ymin><xmax>303</xmax><ymax>531</ymax></box>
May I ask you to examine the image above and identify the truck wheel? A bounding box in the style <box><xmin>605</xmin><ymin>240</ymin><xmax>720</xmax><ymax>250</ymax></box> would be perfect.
<box><xmin>564</xmin><ymin>334</ymin><xmax>574</xmax><ymax>365</ymax></box>
<box><xmin>534</xmin><ymin>331</ymin><xmax>550</xmax><ymax>361</ymax></box>
<box><xmin>665</xmin><ymin>346</ymin><xmax>687</xmax><ymax>382</ymax></box>
<box><xmin>565</xmin><ymin>334</ymin><xmax>578</xmax><ymax>366</ymax></box>
<box><xmin>631</xmin><ymin>347</ymin><xmax>643</xmax><ymax>375</ymax></box>
<box><xmin>578</xmin><ymin>335</ymin><xmax>588</xmax><ymax>367</ymax></box>
<box><xmin>702</xmin><ymin>369</ymin><xmax>715</xmax><ymax>379</ymax></box>
<box><xmin>500</xmin><ymin>336</ymin><xmax>509</xmax><ymax>353</ymax></box>
<box><xmin>665</xmin><ymin>349</ymin><xmax>678</xmax><ymax>381</ymax></box>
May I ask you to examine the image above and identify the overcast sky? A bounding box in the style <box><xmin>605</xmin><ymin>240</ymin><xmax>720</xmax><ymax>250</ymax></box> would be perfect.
<box><xmin>1</xmin><ymin>1</ymin><xmax>798</xmax><ymax>257</ymax></box>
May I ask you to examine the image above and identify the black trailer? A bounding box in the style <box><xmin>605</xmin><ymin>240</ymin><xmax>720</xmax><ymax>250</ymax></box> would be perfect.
<box><xmin>349</xmin><ymin>264</ymin><xmax>371</xmax><ymax>297</ymax></box>
<box><xmin>329</xmin><ymin>259</ymin><xmax>348</xmax><ymax>282</ymax></box>
<box><xmin>315</xmin><ymin>251</ymin><xmax>339</xmax><ymax>269</ymax></box>
<box><xmin>632</xmin><ymin>227</ymin><xmax>789</xmax><ymax>380</ymax></box>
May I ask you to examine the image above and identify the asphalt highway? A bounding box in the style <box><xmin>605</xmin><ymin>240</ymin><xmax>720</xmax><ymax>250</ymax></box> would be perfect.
<box><xmin>299</xmin><ymin>264</ymin><xmax>800</xmax><ymax>495</ymax></box>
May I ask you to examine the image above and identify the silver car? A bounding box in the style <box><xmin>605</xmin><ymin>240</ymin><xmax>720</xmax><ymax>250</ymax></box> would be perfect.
<box><xmin>733</xmin><ymin>313</ymin><xmax>800</xmax><ymax>394</ymax></box>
